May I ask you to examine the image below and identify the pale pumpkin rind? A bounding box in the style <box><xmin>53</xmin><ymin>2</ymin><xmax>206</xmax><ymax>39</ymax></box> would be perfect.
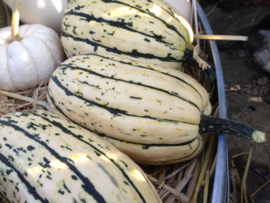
<box><xmin>0</xmin><ymin>24</ymin><xmax>64</xmax><ymax>91</ymax></box>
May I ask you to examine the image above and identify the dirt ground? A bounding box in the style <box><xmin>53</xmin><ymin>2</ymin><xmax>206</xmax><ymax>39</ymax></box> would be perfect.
<box><xmin>220</xmin><ymin>47</ymin><xmax>270</xmax><ymax>202</ymax></box>
<box><xmin>200</xmin><ymin>3</ymin><xmax>270</xmax><ymax>202</ymax></box>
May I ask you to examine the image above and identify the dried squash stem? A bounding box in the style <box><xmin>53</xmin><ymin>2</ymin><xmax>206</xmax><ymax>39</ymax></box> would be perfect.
<box><xmin>11</xmin><ymin>0</ymin><xmax>21</xmax><ymax>42</ymax></box>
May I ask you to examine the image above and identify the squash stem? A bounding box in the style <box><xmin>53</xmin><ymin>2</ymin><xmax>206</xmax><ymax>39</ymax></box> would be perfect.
<box><xmin>11</xmin><ymin>0</ymin><xmax>21</xmax><ymax>42</ymax></box>
<box><xmin>199</xmin><ymin>115</ymin><xmax>266</xmax><ymax>143</ymax></box>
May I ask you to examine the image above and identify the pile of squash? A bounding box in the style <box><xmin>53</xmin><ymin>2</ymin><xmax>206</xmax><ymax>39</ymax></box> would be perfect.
<box><xmin>0</xmin><ymin>0</ymin><xmax>266</xmax><ymax>202</ymax></box>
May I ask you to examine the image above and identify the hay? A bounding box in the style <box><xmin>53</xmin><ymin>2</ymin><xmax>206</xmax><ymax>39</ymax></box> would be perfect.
<box><xmin>0</xmin><ymin>85</ymin><xmax>48</xmax><ymax>117</ymax></box>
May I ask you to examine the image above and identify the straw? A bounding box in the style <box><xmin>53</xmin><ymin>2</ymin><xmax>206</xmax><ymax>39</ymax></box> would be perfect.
<box><xmin>206</xmin><ymin>2</ymin><xmax>218</xmax><ymax>17</ymax></box>
<box><xmin>241</xmin><ymin>142</ymin><xmax>254</xmax><ymax>203</ymax></box>
<box><xmin>187</xmin><ymin>158</ymin><xmax>201</xmax><ymax>198</ymax></box>
<box><xmin>230</xmin><ymin>159</ymin><xmax>254</xmax><ymax>203</ymax></box>
<box><xmin>192</xmin><ymin>134</ymin><xmax>216</xmax><ymax>202</ymax></box>
<box><xmin>232</xmin><ymin>152</ymin><xmax>249</xmax><ymax>159</ymax></box>
<box><xmin>0</xmin><ymin>90</ymin><xmax>51</xmax><ymax>112</ymax></box>
<box><xmin>194</xmin><ymin>35</ymin><xmax>248</xmax><ymax>41</ymax></box>
<box><xmin>203</xmin><ymin>137</ymin><xmax>216</xmax><ymax>203</ymax></box>
<box><xmin>148</xmin><ymin>176</ymin><xmax>190</xmax><ymax>203</ymax></box>
<box><xmin>251</xmin><ymin>179</ymin><xmax>270</xmax><ymax>197</ymax></box>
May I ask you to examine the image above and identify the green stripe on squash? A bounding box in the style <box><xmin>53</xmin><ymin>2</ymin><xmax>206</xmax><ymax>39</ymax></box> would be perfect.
<box><xmin>0</xmin><ymin>110</ymin><xmax>162</xmax><ymax>203</ymax></box>
<box><xmin>61</xmin><ymin>0</ymin><xmax>193</xmax><ymax>70</ymax></box>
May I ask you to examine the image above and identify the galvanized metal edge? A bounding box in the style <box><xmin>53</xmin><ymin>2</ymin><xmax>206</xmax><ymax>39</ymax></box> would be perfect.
<box><xmin>196</xmin><ymin>2</ymin><xmax>229</xmax><ymax>203</ymax></box>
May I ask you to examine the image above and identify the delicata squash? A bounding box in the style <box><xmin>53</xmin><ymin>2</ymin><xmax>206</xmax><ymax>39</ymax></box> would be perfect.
<box><xmin>47</xmin><ymin>53</ymin><xmax>265</xmax><ymax>165</ymax></box>
<box><xmin>0</xmin><ymin>110</ymin><xmax>162</xmax><ymax>202</ymax></box>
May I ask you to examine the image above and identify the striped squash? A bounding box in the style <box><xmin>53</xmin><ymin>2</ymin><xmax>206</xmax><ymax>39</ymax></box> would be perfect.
<box><xmin>0</xmin><ymin>110</ymin><xmax>162</xmax><ymax>203</ymax></box>
<box><xmin>47</xmin><ymin>53</ymin><xmax>211</xmax><ymax>165</ymax></box>
<box><xmin>61</xmin><ymin>0</ymin><xmax>193</xmax><ymax>70</ymax></box>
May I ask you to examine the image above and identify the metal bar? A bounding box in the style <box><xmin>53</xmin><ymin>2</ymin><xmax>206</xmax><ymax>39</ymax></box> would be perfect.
<box><xmin>196</xmin><ymin>2</ymin><xmax>229</xmax><ymax>203</ymax></box>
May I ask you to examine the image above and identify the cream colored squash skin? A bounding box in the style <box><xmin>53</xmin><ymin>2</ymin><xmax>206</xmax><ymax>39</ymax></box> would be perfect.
<box><xmin>0</xmin><ymin>110</ymin><xmax>162</xmax><ymax>203</ymax></box>
<box><xmin>47</xmin><ymin>53</ymin><xmax>211</xmax><ymax>165</ymax></box>
<box><xmin>163</xmin><ymin>0</ymin><xmax>192</xmax><ymax>22</ymax></box>
<box><xmin>3</xmin><ymin>0</ymin><xmax>74</xmax><ymax>33</ymax></box>
<box><xmin>61</xmin><ymin>0</ymin><xmax>193</xmax><ymax>70</ymax></box>
<box><xmin>0</xmin><ymin>24</ymin><xmax>64</xmax><ymax>91</ymax></box>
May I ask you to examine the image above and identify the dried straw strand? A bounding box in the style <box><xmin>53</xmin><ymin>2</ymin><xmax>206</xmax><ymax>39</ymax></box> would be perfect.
<box><xmin>251</xmin><ymin>178</ymin><xmax>270</xmax><ymax>198</ymax></box>
<box><xmin>0</xmin><ymin>90</ymin><xmax>51</xmax><ymax>112</ymax></box>
<box><xmin>241</xmin><ymin>143</ymin><xmax>254</xmax><ymax>203</ymax></box>
<box><xmin>176</xmin><ymin>162</ymin><xmax>185</xmax><ymax>186</ymax></box>
<box><xmin>203</xmin><ymin>137</ymin><xmax>216</xmax><ymax>203</ymax></box>
<box><xmin>229</xmin><ymin>168</ymin><xmax>237</xmax><ymax>203</ymax></box>
<box><xmin>155</xmin><ymin>162</ymin><xmax>192</xmax><ymax>184</ymax></box>
<box><xmin>148</xmin><ymin>176</ymin><xmax>189</xmax><ymax>203</ymax></box>
<box><xmin>187</xmin><ymin>158</ymin><xmax>201</xmax><ymax>199</ymax></box>
<box><xmin>192</xmin><ymin>134</ymin><xmax>215</xmax><ymax>202</ymax></box>
<box><xmin>232</xmin><ymin>152</ymin><xmax>249</xmax><ymax>159</ymax></box>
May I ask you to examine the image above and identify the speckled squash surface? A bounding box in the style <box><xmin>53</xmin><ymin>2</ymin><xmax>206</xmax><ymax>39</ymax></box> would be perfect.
<box><xmin>61</xmin><ymin>0</ymin><xmax>193</xmax><ymax>70</ymax></box>
<box><xmin>0</xmin><ymin>110</ymin><xmax>161</xmax><ymax>203</ymax></box>
<box><xmin>47</xmin><ymin>53</ymin><xmax>212</xmax><ymax>165</ymax></box>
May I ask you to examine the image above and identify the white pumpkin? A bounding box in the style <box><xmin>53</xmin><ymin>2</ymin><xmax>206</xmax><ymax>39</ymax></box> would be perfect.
<box><xmin>0</xmin><ymin>24</ymin><xmax>64</xmax><ymax>91</ymax></box>
<box><xmin>3</xmin><ymin>0</ymin><xmax>74</xmax><ymax>33</ymax></box>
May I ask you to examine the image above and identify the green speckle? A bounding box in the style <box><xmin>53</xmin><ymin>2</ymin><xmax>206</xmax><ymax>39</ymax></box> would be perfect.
<box><xmin>71</xmin><ymin>175</ymin><xmax>78</xmax><ymax>180</ymax></box>
<box><xmin>58</xmin><ymin>189</ymin><xmax>64</xmax><ymax>195</ymax></box>
<box><xmin>87</xmin><ymin>155</ymin><xmax>92</xmax><ymax>160</ymax></box>
<box><xmin>94</xmin><ymin>151</ymin><xmax>101</xmax><ymax>156</ymax></box>
<box><xmin>120</xmin><ymin>160</ymin><xmax>128</xmax><ymax>167</ymax></box>
<box><xmin>37</xmin><ymin>180</ymin><xmax>43</xmax><ymax>187</ymax></box>
<box><xmin>142</xmin><ymin>145</ymin><xmax>150</xmax><ymax>149</ymax></box>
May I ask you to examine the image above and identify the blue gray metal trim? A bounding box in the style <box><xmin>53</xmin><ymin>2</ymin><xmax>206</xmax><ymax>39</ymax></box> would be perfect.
<box><xmin>196</xmin><ymin>2</ymin><xmax>229</xmax><ymax>203</ymax></box>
